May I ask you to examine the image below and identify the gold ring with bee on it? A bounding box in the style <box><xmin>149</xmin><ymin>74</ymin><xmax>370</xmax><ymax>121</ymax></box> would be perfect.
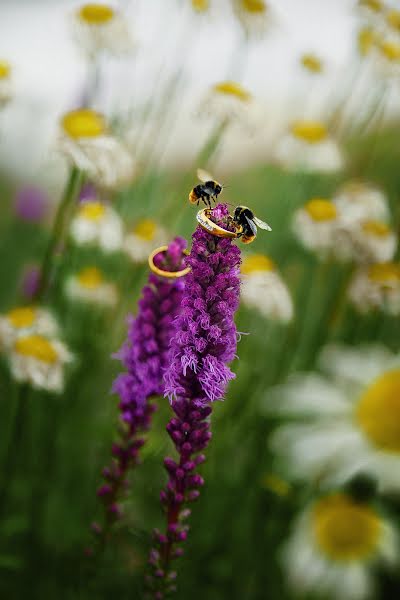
<box><xmin>148</xmin><ymin>245</ymin><xmax>191</xmax><ymax>279</ymax></box>
<box><xmin>196</xmin><ymin>208</ymin><xmax>239</xmax><ymax>239</ymax></box>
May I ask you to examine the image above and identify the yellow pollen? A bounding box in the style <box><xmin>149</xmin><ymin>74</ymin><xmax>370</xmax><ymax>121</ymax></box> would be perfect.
<box><xmin>301</xmin><ymin>54</ymin><xmax>323</xmax><ymax>74</ymax></box>
<box><xmin>304</xmin><ymin>199</ymin><xmax>337</xmax><ymax>222</ymax></box>
<box><xmin>261</xmin><ymin>473</ymin><xmax>290</xmax><ymax>497</ymax></box>
<box><xmin>191</xmin><ymin>0</ymin><xmax>209</xmax><ymax>12</ymax></box>
<box><xmin>79</xmin><ymin>202</ymin><xmax>106</xmax><ymax>221</ymax></box>
<box><xmin>241</xmin><ymin>254</ymin><xmax>275</xmax><ymax>274</ymax></box>
<box><xmin>213</xmin><ymin>81</ymin><xmax>251</xmax><ymax>102</ymax></box>
<box><xmin>380</xmin><ymin>40</ymin><xmax>400</xmax><ymax>62</ymax></box>
<box><xmin>291</xmin><ymin>121</ymin><xmax>328</xmax><ymax>143</ymax></box>
<box><xmin>361</xmin><ymin>220</ymin><xmax>391</xmax><ymax>237</ymax></box>
<box><xmin>241</xmin><ymin>0</ymin><xmax>267</xmax><ymax>13</ymax></box>
<box><xmin>0</xmin><ymin>61</ymin><xmax>11</xmax><ymax>79</ymax></box>
<box><xmin>368</xmin><ymin>262</ymin><xmax>400</xmax><ymax>284</ymax></box>
<box><xmin>387</xmin><ymin>10</ymin><xmax>400</xmax><ymax>32</ymax></box>
<box><xmin>356</xmin><ymin>369</ymin><xmax>400</xmax><ymax>453</ymax></box>
<box><xmin>133</xmin><ymin>219</ymin><xmax>157</xmax><ymax>241</ymax></box>
<box><xmin>78</xmin><ymin>4</ymin><xmax>115</xmax><ymax>24</ymax></box>
<box><xmin>313</xmin><ymin>494</ymin><xmax>381</xmax><ymax>561</ymax></box>
<box><xmin>62</xmin><ymin>109</ymin><xmax>106</xmax><ymax>139</ymax></box>
<box><xmin>7</xmin><ymin>306</ymin><xmax>36</xmax><ymax>329</ymax></box>
<box><xmin>77</xmin><ymin>267</ymin><xmax>104</xmax><ymax>289</ymax></box>
<box><xmin>15</xmin><ymin>335</ymin><xmax>57</xmax><ymax>364</ymax></box>
<box><xmin>359</xmin><ymin>0</ymin><xmax>382</xmax><ymax>12</ymax></box>
<box><xmin>358</xmin><ymin>28</ymin><xmax>376</xmax><ymax>56</ymax></box>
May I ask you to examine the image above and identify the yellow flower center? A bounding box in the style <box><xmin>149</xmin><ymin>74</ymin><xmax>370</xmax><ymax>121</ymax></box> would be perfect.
<box><xmin>241</xmin><ymin>254</ymin><xmax>275</xmax><ymax>274</ymax></box>
<box><xmin>291</xmin><ymin>121</ymin><xmax>328</xmax><ymax>143</ymax></box>
<box><xmin>7</xmin><ymin>306</ymin><xmax>36</xmax><ymax>329</ymax></box>
<box><xmin>359</xmin><ymin>0</ymin><xmax>382</xmax><ymax>12</ymax></box>
<box><xmin>368</xmin><ymin>262</ymin><xmax>400</xmax><ymax>284</ymax></box>
<box><xmin>14</xmin><ymin>335</ymin><xmax>57</xmax><ymax>364</ymax></box>
<box><xmin>78</xmin><ymin>4</ymin><xmax>115</xmax><ymax>24</ymax></box>
<box><xmin>262</xmin><ymin>473</ymin><xmax>290</xmax><ymax>497</ymax></box>
<box><xmin>301</xmin><ymin>54</ymin><xmax>323</xmax><ymax>73</ymax></box>
<box><xmin>62</xmin><ymin>109</ymin><xmax>106</xmax><ymax>139</ymax></box>
<box><xmin>77</xmin><ymin>267</ymin><xmax>104</xmax><ymax>289</ymax></box>
<box><xmin>361</xmin><ymin>220</ymin><xmax>391</xmax><ymax>237</ymax></box>
<box><xmin>380</xmin><ymin>40</ymin><xmax>400</xmax><ymax>62</ymax></box>
<box><xmin>358</xmin><ymin>28</ymin><xmax>376</xmax><ymax>56</ymax></box>
<box><xmin>213</xmin><ymin>81</ymin><xmax>251</xmax><ymax>102</ymax></box>
<box><xmin>191</xmin><ymin>0</ymin><xmax>209</xmax><ymax>12</ymax></box>
<box><xmin>313</xmin><ymin>494</ymin><xmax>381</xmax><ymax>561</ymax></box>
<box><xmin>79</xmin><ymin>202</ymin><xmax>106</xmax><ymax>221</ymax></box>
<box><xmin>0</xmin><ymin>61</ymin><xmax>11</xmax><ymax>79</ymax></box>
<box><xmin>240</xmin><ymin>0</ymin><xmax>267</xmax><ymax>13</ymax></box>
<box><xmin>356</xmin><ymin>369</ymin><xmax>400</xmax><ymax>453</ymax></box>
<box><xmin>304</xmin><ymin>199</ymin><xmax>337</xmax><ymax>222</ymax></box>
<box><xmin>387</xmin><ymin>10</ymin><xmax>400</xmax><ymax>32</ymax></box>
<box><xmin>133</xmin><ymin>219</ymin><xmax>157</xmax><ymax>241</ymax></box>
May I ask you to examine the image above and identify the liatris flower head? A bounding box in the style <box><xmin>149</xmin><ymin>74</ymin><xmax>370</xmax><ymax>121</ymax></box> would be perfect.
<box><xmin>14</xmin><ymin>186</ymin><xmax>49</xmax><ymax>223</ymax></box>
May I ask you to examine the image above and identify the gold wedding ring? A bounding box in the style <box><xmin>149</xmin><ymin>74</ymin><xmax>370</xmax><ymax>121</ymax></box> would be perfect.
<box><xmin>148</xmin><ymin>245</ymin><xmax>191</xmax><ymax>279</ymax></box>
<box><xmin>196</xmin><ymin>208</ymin><xmax>238</xmax><ymax>239</ymax></box>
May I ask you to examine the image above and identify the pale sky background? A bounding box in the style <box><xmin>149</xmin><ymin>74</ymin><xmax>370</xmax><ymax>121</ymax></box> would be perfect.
<box><xmin>0</xmin><ymin>0</ymin><xmax>397</xmax><ymax>181</ymax></box>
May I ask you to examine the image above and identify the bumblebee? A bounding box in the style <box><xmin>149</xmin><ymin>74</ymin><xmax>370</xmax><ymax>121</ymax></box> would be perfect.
<box><xmin>189</xmin><ymin>168</ymin><xmax>223</xmax><ymax>207</ymax></box>
<box><xmin>232</xmin><ymin>205</ymin><xmax>272</xmax><ymax>244</ymax></box>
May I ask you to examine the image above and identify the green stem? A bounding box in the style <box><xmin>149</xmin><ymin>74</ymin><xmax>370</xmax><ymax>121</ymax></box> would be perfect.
<box><xmin>35</xmin><ymin>167</ymin><xmax>82</xmax><ymax>301</ymax></box>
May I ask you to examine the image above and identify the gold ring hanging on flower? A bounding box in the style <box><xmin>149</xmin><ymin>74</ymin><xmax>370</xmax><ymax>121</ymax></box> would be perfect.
<box><xmin>196</xmin><ymin>208</ymin><xmax>239</xmax><ymax>239</ymax></box>
<box><xmin>148</xmin><ymin>246</ymin><xmax>191</xmax><ymax>279</ymax></box>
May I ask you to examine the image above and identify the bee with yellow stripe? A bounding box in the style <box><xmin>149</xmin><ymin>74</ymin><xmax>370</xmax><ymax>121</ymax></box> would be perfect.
<box><xmin>232</xmin><ymin>205</ymin><xmax>272</xmax><ymax>244</ymax></box>
<box><xmin>188</xmin><ymin>168</ymin><xmax>223</xmax><ymax>208</ymax></box>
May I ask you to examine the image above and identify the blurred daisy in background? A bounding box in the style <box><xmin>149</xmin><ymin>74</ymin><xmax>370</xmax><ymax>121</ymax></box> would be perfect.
<box><xmin>199</xmin><ymin>81</ymin><xmax>253</xmax><ymax>126</ymax></box>
<box><xmin>241</xmin><ymin>254</ymin><xmax>293</xmax><ymax>322</ymax></box>
<box><xmin>332</xmin><ymin>181</ymin><xmax>389</xmax><ymax>225</ymax></box>
<box><xmin>8</xmin><ymin>334</ymin><xmax>72</xmax><ymax>392</ymax></box>
<box><xmin>59</xmin><ymin>108</ymin><xmax>137</xmax><ymax>189</ymax></box>
<box><xmin>348</xmin><ymin>262</ymin><xmax>400</xmax><ymax>315</ymax></box>
<box><xmin>384</xmin><ymin>9</ymin><xmax>400</xmax><ymax>38</ymax></box>
<box><xmin>72</xmin><ymin>3</ymin><xmax>134</xmax><ymax>59</ymax></box>
<box><xmin>275</xmin><ymin>120</ymin><xmax>344</xmax><ymax>173</ymax></box>
<box><xmin>0</xmin><ymin>60</ymin><xmax>12</xmax><ymax>108</ymax></box>
<box><xmin>284</xmin><ymin>492</ymin><xmax>398</xmax><ymax>600</ymax></box>
<box><xmin>356</xmin><ymin>0</ymin><xmax>385</xmax><ymax>26</ymax></box>
<box><xmin>357</xmin><ymin>26</ymin><xmax>378</xmax><ymax>57</ymax></box>
<box><xmin>191</xmin><ymin>0</ymin><xmax>209</xmax><ymax>13</ymax></box>
<box><xmin>70</xmin><ymin>200</ymin><xmax>123</xmax><ymax>252</ymax></box>
<box><xmin>348</xmin><ymin>219</ymin><xmax>397</xmax><ymax>264</ymax></box>
<box><xmin>123</xmin><ymin>218</ymin><xmax>167</xmax><ymax>263</ymax></box>
<box><xmin>292</xmin><ymin>198</ymin><xmax>339</xmax><ymax>257</ymax></box>
<box><xmin>268</xmin><ymin>344</ymin><xmax>400</xmax><ymax>492</ymax></box>
<box><xmin>372</xmin><ymin>37</ymin><xmax>400</xmax><ymax>79</ymax></box>
<box><xmin>65</xmin><ymin>266</ymin><xmax>118</xmax><ymax>307</ymax></box>
<box><xmin>0</xmin><ymin>306</ymin><xmax>58</xmax><ymax>352</ymax></box>
<box><xmin>300</xmin><ymin>52</ymin><xmax>324</xmax><ymax>75</ymax></box>
<box><xmin>232</xmin><ymin>0</ymin><xmax>272</xmax><ymax>38</ymax></box>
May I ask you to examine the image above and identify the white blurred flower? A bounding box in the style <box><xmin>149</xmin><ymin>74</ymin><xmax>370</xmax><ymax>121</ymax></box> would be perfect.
<box><xmin>65</xmin><ymin>266</ymin><xmax>118</xmax><ymax>307</ymax></box>
<box><xmin>348</xmin><ymin>262</ymin><xmax>400</xmax><ymax>315</ymax></box>
<box><xmin>384</xmin><ymin>9</ymin><xmax>400</xmax><ymax>38</ymax></box>
<box><xmin>292</xmin><ymin>198</ymin><xmax>339</xmax><ymax>256</ymax></box>
<box><xmin>232</xmin><ymin>0</ymin><xmax>271</xmax><ymax>38</ymax></box>
<box><xmin>284</xmin><ymin>492</ymin><xmax>398</xmax><ymax>600</ymax></box>
<box><xmin>333</xmin><ymin>181</ymin><xmax>389</xmax><ymax>225</ymax></box>
<box><xmin>9</xmin><ymin>334</ymin><xmax>72</xmax><ymax>392</ymax></box>
<box><xmin>347</xmin><ymin>220</ymin><xmax>397</xmax><ymax>264</ymax></box>
<box><xmin>191</xmin><ymin>0</ymin><xmax>209</xmax><ymax>12</ymax></box>
<box><xmin>73</xmin><ymin>3</ymin><xmax>134</xmax><ymax>59</ymax></box>
<box><xmin>268</xmin><ymin>344</ymin><xmax>400</xmax><ymax>492</ymax></box>
<box><xmin>199</xmin><ymin>81</ymin><xmax>253</xmax><ymax>125</ymax></box>
<box><xmin>0</xmin><ymin>60</ymin><xmax>12</xmax><ymax>107</ymax></box>
<box><xmin>357</xmin><ymin>27</ymin><xmax>378</xmax><ymax>57</ymax></box>
<box><xmin>241</xmin><ymin>254</ymin><xmax>294</xmax><ymax>322</ymax></box>
<box><xmin>356</xmin><ymin>0</ymin><xmax>385</xmax><ymax>25</ymax></box>
<box><xmin>371</xmin><ymin>37</ymin><xmax>400</xmax><ymax>79</ymax></box>
<box><xmin>59</xmin><ymin>109</ymin><xmax>137</xmax><ymax>189</ymax></box>
<box><xmin>275</xmin><ymin>120</ymin><xmax>344</xmax><ymax>173</ymax></box>
<box><xmin>124</xmin><ymin>219</ymin><xmax>167</xmax><ymax>264</ymax></box>
<box><xmin>70</xmin><ymin>200</ymin><xmax>123</xmax><ymax>252</ymax></box>
<box><xmin>0</xmin><ymin>306</ymin><xmax>58</xmax><ymax>352</ymax></box>
<box><xmin>299</xmin><ymin>53</ymin><xmax>324</xmax><ymax>74</ymax></box>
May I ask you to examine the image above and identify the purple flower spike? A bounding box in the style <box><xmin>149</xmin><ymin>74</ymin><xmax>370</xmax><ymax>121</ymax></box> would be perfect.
<box><xmin>20</xmin><ymin>265</ymin><xmax>42</xmax><ymax>300</ymax></box>
<box><xmin>92</xmin><ymin>237</ymin><xmax>188</xmax><ymax>551</ymax></box>
<box><xmin>14</xmin><ymin>186</ymin><xmax>49</xmax><ymax>223</ymax></box>
<box><xmin>147</xmin><ymin>204</ymin><xmax>241</xmax><ymax>597</ymax></box>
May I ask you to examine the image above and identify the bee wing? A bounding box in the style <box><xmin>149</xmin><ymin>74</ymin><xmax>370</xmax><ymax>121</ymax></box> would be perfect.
<box><xmin>197</xmin><ymin>168</ymin><xmax>214</xmax><ymax>183</ymax></box>
<box><xmin>245</xmin><ymin>215</ymin><xmax>258</xmax><ymax>236</ymax></box>
<box><xmin>253</xmin><ymin>216</ymin><xmax>272</xmax><ymax>231</ymax></box>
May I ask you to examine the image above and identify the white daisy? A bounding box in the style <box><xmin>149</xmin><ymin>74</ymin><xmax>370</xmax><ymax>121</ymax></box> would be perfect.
<box><xmin>9</xmin><ymin>334</ymin><xmax>72</xmax><ymax>393</ymax></box>
<box><xmin>333</xmin><ymin>181</ymin><xmax>389</xmax><ymax>225</ymax></box>
<box><xmin>348</xmin><ymin>262</ymin><xmax>400</xmax><ymax>315</ymax></box>
<box><xmin>292</xmin><ymin>198</ymin><xmax>340</xmax><ymax>257</ymax></box>
<box><xmin>241</xmin><ymin>254</ymin><xmax>294</xmax><ymax>323</ymax></box>
<box><xmin>123</xmin><ymin>219</ymin><xmax>167</xmax><ymax>264</ymax></box>
<box><xmin>268</xmin><ymin>344</ymin><xmax>400</xmax><ymax>492</ymax></box>
<box><xmin>384</xmin><ymin>9</ymin><xmax>400</xmax><ymax>38</ymax></box>
<box><xmin>199</xmin><ymin>81</ymin><xmax>253</xmax><ymax>125</ymax></box>
<box><xmin>0</xmin><ymin>60</ymin><xmax>12</xmax><ymax>108</ymax></box>
<box><xmin>0</xmin><ymin>306</ymin><xmax>58</xmax><ymax>352</ymax></box>
<box><xmin>73</xmin><ymin>3</ymin><xmax>133</xmax><ymax>59</ymax></box>
<box><xmin>371</xmin><ymin>37</ymin><xmax>400</xmax><ymax>79</ymax></box>
<box><xmin>65</xmin><ymin>266</ymin><xmax>118</xmax><ymax>307</ymax></box>
<box><xmin>300</xmin><ymin>53</ymin><xmax>324</xmax><ymax>75</ymax></box>
<box><xmin>232</xmin><ymin>0</ymin><xmax>271</xmax><ymax>38</ymax></box>
<box><xmin>59</xmin><ymin>109</ymin><xmax>137</xmax><ymax>189</ymax></box>
<box><xmin>191</xmin><ymin>0</ymin><xmax>209</xmax><ymax>12</ymax></box>
<box><xmin>275</xmin><ymin>120</ymin><xmax>344</xmax><ymax>173</ymax></box>
<box><xmin>349</xmin><ymin>220</ymin><xmax>397</xmax><ymax>264</ymax></box>
<box><xmin>70</xmin><ymin>200</ymin><xmax>123</xmax><ymax>252</ymax></box>
<box><xmin>357</xmin><ymin>27</ymin><xmax>378</xmax><ymax>58</ymax></box>
<box><xmin>284</xmin><ymin>492</ymin><xmax>398</xmax><ymax>600</ymax></box>
<box><xmin>356</xmin><ymin>0</ymin><xmax>385</xmax><ymax>26</ymax></box>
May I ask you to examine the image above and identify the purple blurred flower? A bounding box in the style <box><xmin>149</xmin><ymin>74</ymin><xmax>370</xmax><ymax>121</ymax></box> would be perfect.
<box><xmin>147</xmin><ymin>204</ymin><xmax>241</xmax><ymax>597</ymax></box>
<box><xmin>14</xmin><ymin>186</ymin><xmax>49</xmax><ymax>223</ymax></box>
<box><xmin>93</xmin><ymin>237</ymin><xmax>188</xmax><ymax>547</ymax></box>
<box><xmin>79</xmin><ymin>182</ymin><xmax>97</xmax><ymax>203</ymax></box>
<box><xmin>20</xmin><ymin>265</ymin><xmax>42</xmax><ymax>300</ymax></box>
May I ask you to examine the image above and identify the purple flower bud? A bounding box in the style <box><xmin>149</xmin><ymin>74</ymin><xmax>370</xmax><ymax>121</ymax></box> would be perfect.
<box><xmin>14</xmin><ymin>186</ymin><xmax>49</xmax><ymax>223</ymax></box>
